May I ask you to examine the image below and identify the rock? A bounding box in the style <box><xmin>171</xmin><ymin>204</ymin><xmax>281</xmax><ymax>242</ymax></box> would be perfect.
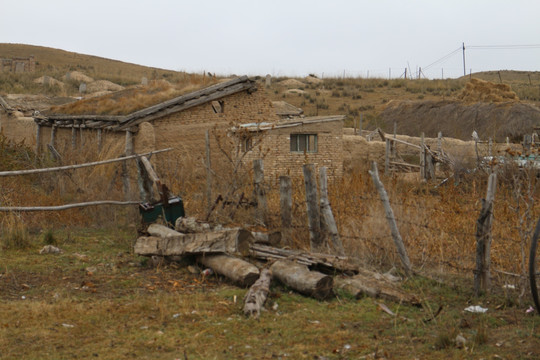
<box><xmin>39</xmin><ymin>245</ymin><xmax>62</xmax><ymax>254</ymax></box>
<box><xmin>455</xmin><ymin>334</ymin><xmax>467</xmax><ymax>349</ymax></box>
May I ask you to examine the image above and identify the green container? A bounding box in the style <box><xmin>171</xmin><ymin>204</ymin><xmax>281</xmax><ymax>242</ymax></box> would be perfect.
<box><xmin>139</xmin><ymin>197</ymin><xmax>185</xmax><ymax>227</ymax></box>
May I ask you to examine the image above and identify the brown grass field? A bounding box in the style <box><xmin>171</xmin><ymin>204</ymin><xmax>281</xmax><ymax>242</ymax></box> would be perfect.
<box><xmin>1</xmin><ymin>44</ymin><xmax>540</xmax><ymax>359</ymax></box>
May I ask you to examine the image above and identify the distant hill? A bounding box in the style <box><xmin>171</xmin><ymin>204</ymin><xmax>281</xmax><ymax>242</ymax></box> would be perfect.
<box><xmin>1</xmin><ymin>43</ymin><xmax>539</xmax><ymax>140</ymax></box>
<box><xmin>0</xmin><ymin>43</ymin><xmax>181</xmax><ymax>85</ymax></box>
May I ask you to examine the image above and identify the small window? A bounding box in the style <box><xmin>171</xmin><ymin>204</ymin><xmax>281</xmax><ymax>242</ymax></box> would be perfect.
<box><xmin>290</xmin><ymin>134</ymin><xmax>317</xmax><ymax>153</ymax></box>
<box><xmin>242</xmin><ymin>137</ymin><xmax>253</xmax><ymax>152</ymax></box>
<box><xmin>211</xmin><ymin>100</ymin><xmax>224</xmax><ymax>113</ymax></box>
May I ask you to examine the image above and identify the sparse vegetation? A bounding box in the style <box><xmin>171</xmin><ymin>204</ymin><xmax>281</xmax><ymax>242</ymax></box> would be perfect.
<box><xmin>1</xmin><ymin>44</ymin><xmax>540</xmax><ymax>359</ymax></box>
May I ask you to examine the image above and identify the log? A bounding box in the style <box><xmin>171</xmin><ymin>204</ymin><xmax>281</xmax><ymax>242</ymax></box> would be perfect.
<box><xmin>249</xmin><ymin>243</ymin><xmax>358</xmax><ymax>274</ymax></box>
<box><xmin>243</xmin><ymin>268</ymin><xmax>272</xmax><ymax>318</ymax></box>
<box><xmin>303</xmin><ymin>164</ymin><xmax>324</xmax><ymax>252</ymax></box>
<box><xmin>270</xmin><ymin>259</ymin><xmax>333</xmax><ymax>300</ymax></box>
<box><xmin>251</xmin><ymin>231</ymin><xmax>281</xmax><ymax>247</ymax></box>
<box><xmin>334</xmin><ymin>273</ymin><xmax>420</xmax><ymax>306</ymax></box>
<box><xmin>319</xmin><ymin>167</ymin><xmax>345</xmax><ymax>256</ymax></box>
<box><xmin>198</xmin><ymin>254</ymin><xmax>259</xmax><ymax>287</ymax></box>
<box><xmin>134</xmin><ymin>228</ymin><xmax>254</xmax><ymax>256</ymax></box>
<box><xmin>147</xmin><ymin>223</ymin><xmax>184</xmax><ymax>238</ymax></box>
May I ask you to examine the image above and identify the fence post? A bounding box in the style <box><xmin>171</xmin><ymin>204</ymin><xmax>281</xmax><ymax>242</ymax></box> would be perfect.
<box><xmin>71</xmin><ymin>124</ymin><xmax>77</xmax><ymax>149</ymax></box>
<box><xmin>279</xmin><ymin>175</ymin><xmax>292</xmax><ymax>246</ymax></box>
<box><xmin>303</xmin><ymin>164</ymin><xmax>324</xmax><ymax>253</ymax></box>
<box><xmin>385</xmin><ymin>138</ymin><xmax>391</xmax><ymax>175</ymax></box>
<box><xmin>420</xmin><ymin>132</ymin><xmax>426</xmax><ymax>180</ymax></box>
<box><xmin>253</xmin><ymin>159</ymin><xmax>268</xmax><ymax>226</ymax></box>
<box><xmin>205</xmin><ymin>131</ymin><xmax>212</xmax><ymax>215</ymax></box>
<box><xmin>369</xmin><ymin>161</ymin><xmax>412</xmax><ymax>276</ymax></box>
<box><xmin>319</xmin><ymin>167</ymin><xmax>345</xmax><ymax>256</ymax></box>
<box><xmin>35</xmin><ymin>124</ymin><xmax>41</xmax><ymax>155</ymax></box>
<box><xmin>474</xmin><ymin>172</ymin><xmax>497</xmax><ymax>296</ymax></box>
<box><xmin>122</xmin><ymin>130</ymin><xmax>134</xmax><ymax>200</ymax></box>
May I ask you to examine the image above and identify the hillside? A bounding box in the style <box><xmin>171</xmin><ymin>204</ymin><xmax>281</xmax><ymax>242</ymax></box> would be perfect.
<box><xmin>2</xmin><ymin>43</ymin><xmax>540</xmax><ymax>139</ymax></box>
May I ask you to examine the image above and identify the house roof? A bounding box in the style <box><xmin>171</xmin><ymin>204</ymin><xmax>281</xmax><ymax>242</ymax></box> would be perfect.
<box><xmin>34</xmin><ymin>76</ymin><xmax>257</xmax><ymax>131</ymax></box>
<box><xmin>235</xmin><ymin>115</ymin><xmax>345</xmax><ymax>132</ymax></box>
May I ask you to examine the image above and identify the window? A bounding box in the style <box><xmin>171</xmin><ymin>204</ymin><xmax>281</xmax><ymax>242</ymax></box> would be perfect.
<box><xmin>290</xmin><ymin>134</ymin><xmax>317</xmax><ymax>153</ymax></box>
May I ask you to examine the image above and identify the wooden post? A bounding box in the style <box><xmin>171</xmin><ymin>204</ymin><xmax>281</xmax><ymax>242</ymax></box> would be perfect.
<box><xmin>205</xmin><ymin>130</ymin><xmax>212</xmax><ymax>215</ymax></box>
<box><xmin>35</xmin><ymin>124</ymin><xmax>41</xmax><ymax>155</ymax></box>
<box><xmin>97</xmin><ymin>129</ymin><xmax>102</xmax><ymax>152</ymax></box>
<box><xmin>319</xmin><ymin>167</ymin><xmax>345</xmax><ymax>256</ymax></box>
<box><xmin>437</xmin><ymin>131</ymin><xmax>442</xmax><ymax>153</ymax></box>
<box><xmin>122</xmin><ymin>130</ymin><xmax>134</xmax><ymax>200</ymax></box>
<box><xmin>136</xmin><ymin>157</ymin><xmax>154</xmax><ymax>203</ymax></box>
<box><xmin>79</xmin><ymin>121</ymin><xmax>84</xmax><ymax>148</ymax></box>
<box><xmin>253</xmin><ymin>159</ymin><xmax>268</xmax><ymax>226</ymax></box>
<box><xmin>474</xmin><ymin>172</ymin><xmax>497</xmax><ymax>296</ymax></box>
<box><xmin>50</xmin><ymin>125</ymin><xmax>56</xmax><ymax>148</ymax></box>
<box><xmin>359</xmin><ymin>114</ymin><xmax>363</xmax><ymax>136</ymax></box>
<box><xmin>369</xmin><ymin>162</ymin><xmax>412</xmax><ymax>276</ymax></box>
<box><xmin>303</xmin><ymin>164</ymin><xmax>324</xmax><ymax>253</ymax></box>
<box><xmin>420</xmin><ymin>132</ymin><xmax>426</xmax><ymax>180</ymax></box>
<box><xmin>279</xmin><ymin>175</ymin><xmax>292</xmax><ymax>246</ymax></box>
<box><xmin>353</xmin><ymin>117</ymin><xmax>357</xmax><ymax>135</ymax></box>
<box><xmin>71</xmin><ymin>123</ymin><xmax>77</xmax><ymax>149</ymax></box>
<box><xmin>385</xmin><ymin>138</ymin><xmax>390</xmax><ymax>175</ymax></box>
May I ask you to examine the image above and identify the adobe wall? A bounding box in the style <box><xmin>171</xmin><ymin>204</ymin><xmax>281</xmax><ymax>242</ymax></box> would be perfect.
<box><xmin>242</xmin><ymin>120</ymin><xmax>344</xmax><ymax>183</ymax></box>
<box><xmin>145</xmin><ymin>84</ymin><xmax>278</xmax><ymax>178</ymax></box>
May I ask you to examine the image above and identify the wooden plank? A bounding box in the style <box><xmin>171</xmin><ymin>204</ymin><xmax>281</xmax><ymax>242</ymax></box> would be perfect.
<box><xmin>0</xmin><ymin>148</ymin><xmax>172</xmax><ymax>177</ymax></box>
<box><xmin>389</xmin><ymin>161</ymin><xmax>421</xmax><ymax>169</ymax></box>
<box><xmin>140</xmin><ymin>156</ymin><xmax>160</xmax><ymax>184</ymax></box>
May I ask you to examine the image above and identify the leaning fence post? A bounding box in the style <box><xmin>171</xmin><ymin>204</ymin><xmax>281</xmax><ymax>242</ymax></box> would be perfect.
<box><xmin>319</xmin><ymin>167</ymin><xmax>345</xmax><ymax>256</ymax></box>
<box><xmin>279</xmin><ymin>175</ymin><xmax>292</xmax><ymax>246</ymax></box>
<box><xmin>369</xmin><ymin>161</ymin><xmax>412</xmax><ymax>276</ymax></box>
<box><xmin>303</xmin><ymin>164</ymin><xmax>324</xmax><ymax>253</ymax></box>
<box><xmin>474</xmin><ymin>172</ymin><xmax>497</xmax><ymax>296</ymax></box>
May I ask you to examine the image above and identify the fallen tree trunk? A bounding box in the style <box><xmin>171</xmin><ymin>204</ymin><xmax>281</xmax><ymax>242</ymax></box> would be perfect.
<box><xmin>250</xmin><ymin>243</ymin><xmax>358</xmax><ymax>274</ymax></box>
<box><xmin>270</xmin><ymin>259</ymin><xmax>333</xmax><ymax>300</ymax></box>
<box><xmin>198</xmin><ymin>254</ymin><xmax>260</xmax><ymax>287</ymax></box>
<box><xmin>147</xmin><ymin>223</ymin><xmax>184</xmax><ymax>238</ymax></box>
<box><xmin>134</xmin><ymin>228</ymin><xmax>253</xmax><ymax>256</ymax></box>
<box><xmin>243</xmin><ymin>268</ymin><xmax>273</xmax><ymax>318</ymax></box>
<box><xmin>334</xmin><ymin>273</ymin><xmax>420</xmax><ymax>305</ymax></box>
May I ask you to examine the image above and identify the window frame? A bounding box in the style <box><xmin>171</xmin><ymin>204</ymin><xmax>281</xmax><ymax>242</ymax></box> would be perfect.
<box><xmin>290</xmin><ymin>133</ymin><xmax>318</xmax><ymax>153</ymax></box>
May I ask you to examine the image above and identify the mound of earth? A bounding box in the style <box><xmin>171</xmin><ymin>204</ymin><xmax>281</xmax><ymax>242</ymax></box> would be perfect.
<box><xmin>34</xmin><ymin>76</ymin><xmax>65</xmax><ymax>89</ymax></box>
<box><xmin>379</xmin><ymin>99</ymin><xmax>540</xmax><ymax>142</ymax></box>
<box><xmin>87</xmin><ymin>80</ymin><xmax>124</xmax><ymax>93</ymax></box>
<box><xmin>305</xmin><ymin>75</ymin><xmax>322</xmax><ymax>84</ymax></box>
<box><xmin>458</xmin><ymin>78</ymin><xmax>519</xmax><ymax>103</ymax></box>
<box><xmin>64</xmin><ymin>71</ymin><xmax>94</xmax><ymax>83</ymax></box>
<box><xmin>286</xmin><ymin>88</ymin><xmax>306</xmax><ymax>95</ymax></box>
<box><xmin>279</xmin><ymin>79</ymin><xmax>306</xmax><ymax>87</ymax></box>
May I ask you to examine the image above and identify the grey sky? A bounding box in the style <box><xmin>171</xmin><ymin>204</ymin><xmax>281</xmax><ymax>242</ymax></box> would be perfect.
<box><xmin>1</xmin><ymin>0</ymin><xmax>539</xmax><ymax>79</ymax></box>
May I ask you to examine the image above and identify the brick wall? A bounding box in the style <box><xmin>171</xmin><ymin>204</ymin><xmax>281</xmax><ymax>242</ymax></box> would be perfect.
<box><xmin>241</xmin><ymin>119</ymin><xmax>344</xmax><ymax>183</ymax></box>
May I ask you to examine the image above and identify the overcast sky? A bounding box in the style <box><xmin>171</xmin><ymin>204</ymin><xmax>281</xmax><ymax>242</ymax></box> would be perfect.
<box><xmin>1</xmin><ymin>0</ymin><xmax>539</xmax><ymax>79</ymax></box>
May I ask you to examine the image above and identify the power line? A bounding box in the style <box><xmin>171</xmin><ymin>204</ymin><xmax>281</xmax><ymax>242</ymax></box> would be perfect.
<box><xmin>422</xmin><ymin>47</ymin><xmax>462</xmax><ymax>71</ymax></box>
<box><xmin>468</xmin><ymin>44</ymin><xmax>540</xmax><ymax>50</ymax></box>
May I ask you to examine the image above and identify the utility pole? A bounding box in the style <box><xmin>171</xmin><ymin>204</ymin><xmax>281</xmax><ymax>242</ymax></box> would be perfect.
<box><xmin>462</xmin><ymin>42</ymin><xmax>466</xmax><ymax>77</ymax></box>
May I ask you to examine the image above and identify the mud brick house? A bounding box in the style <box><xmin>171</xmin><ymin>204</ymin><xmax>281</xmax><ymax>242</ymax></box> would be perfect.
<box><xmin>234</xmin><ymin>115</ymin><xmax>345</xmax><ymax>181</ymax></box>
<box><xmin>1</xmin><ymin>55</ymin><xmax>36</xmax><ymax>73</ymax></box>
<box><xmin>26</xmin><ymin>75</ymin><xmax>343</xmax><ymax>182</ymax></box>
